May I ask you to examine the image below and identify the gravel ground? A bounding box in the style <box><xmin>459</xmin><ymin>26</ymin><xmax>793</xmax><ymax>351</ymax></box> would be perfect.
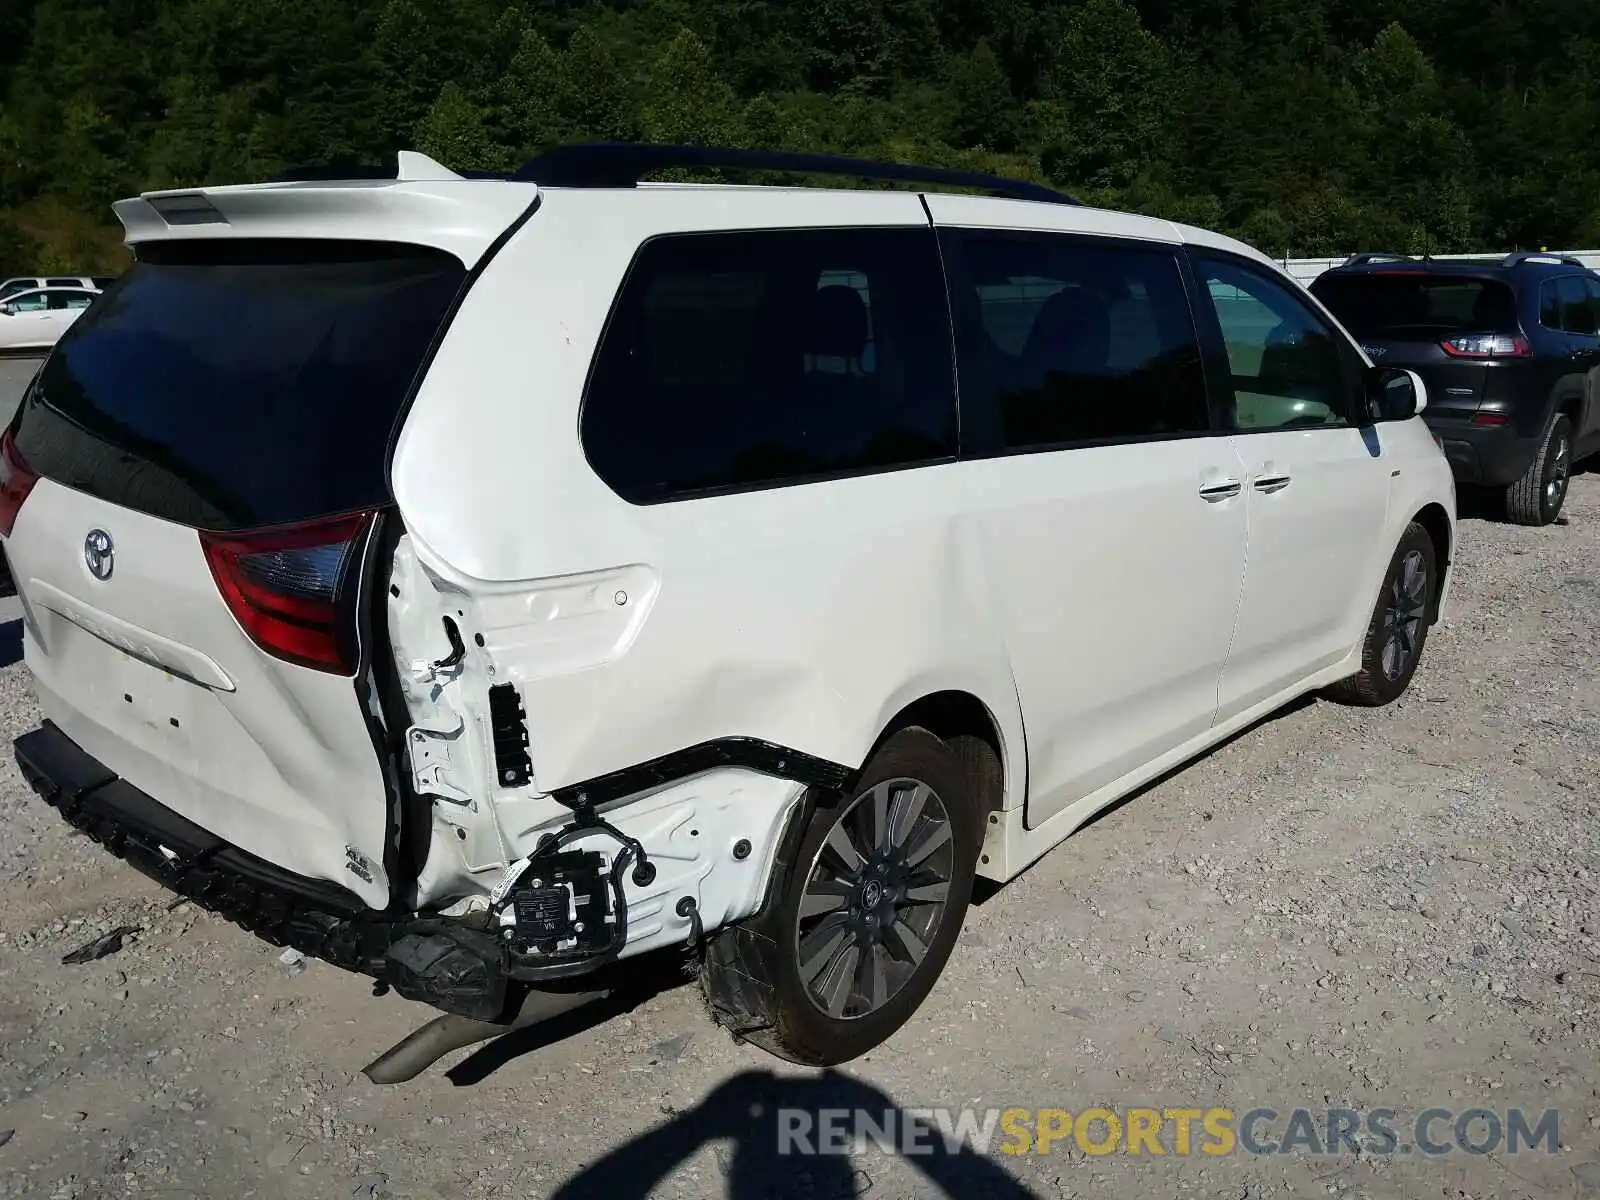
<box><xmin>0</xmin><ymin>466</ymin><xmax>1597</xmax><ymax>1199</ymax></box>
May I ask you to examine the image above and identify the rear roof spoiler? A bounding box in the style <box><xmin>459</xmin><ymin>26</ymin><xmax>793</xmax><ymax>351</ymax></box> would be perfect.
<box><xmin>110</xmin><ymin>152</ymin><xmax>536</xmax><ymax>268</ymax></box>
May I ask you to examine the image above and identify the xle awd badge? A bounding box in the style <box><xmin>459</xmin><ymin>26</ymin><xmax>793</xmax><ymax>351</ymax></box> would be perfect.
<box><xmin>83</xmin><ymin>528</ymin><xmax>114</xmax><ymax>581</ymax></box>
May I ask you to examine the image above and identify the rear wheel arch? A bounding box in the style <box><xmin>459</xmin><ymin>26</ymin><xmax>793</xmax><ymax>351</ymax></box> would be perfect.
<box><xmin>1545</xmin><ymin>377</ymin><xmax>1584</xmax><ymax>432</ymax></box>
<box><xmin>864</xmin><ymin>690</ymin><xmax>1010</xmax><ymax>826</ymax></box>
<box><xmin>1557</xmin><ymin>385</ymin><xmax>1585</xmax><ymax>428</ymax></box>
<box><xmin>1410</xmin><ymin>502</ymin><xmax>1451</xmax><ymax>618</ymax></box>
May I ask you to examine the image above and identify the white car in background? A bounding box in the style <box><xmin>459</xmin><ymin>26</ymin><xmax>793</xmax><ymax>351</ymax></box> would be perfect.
<box><xmin>0</xmin><ymin>286</ymin><xmax>99</xmax><ymax>353</ymax></box>
<box><xmin>0</xmin><ymin>275</ymin><xmax>114</xmax><ymax>300</ymax></box>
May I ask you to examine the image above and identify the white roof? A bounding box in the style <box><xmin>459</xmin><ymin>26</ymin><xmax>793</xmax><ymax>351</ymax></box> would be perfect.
<box><xmin>108</xmin><ymin>149</ymin><xmax>1280</xmax><ymax>277</ymax></box>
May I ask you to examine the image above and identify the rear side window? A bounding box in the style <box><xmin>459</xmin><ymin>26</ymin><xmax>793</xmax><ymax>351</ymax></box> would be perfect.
<box><xmin>948</xmin><ymin>232</ymin><xmax>1209</xmax><ymax>450</ymax></box>
<box><xmin>13</xmin><ymin>240</ymin><xmax>465</xmax><ymax>531</ymax></box>
<box><xmin>1310</xmin><ymin>273</ymin><xmax>1518</xmax><ymax>339</ymax></box>
<box><xmin>1555</xmin><ymin>275</ymin><xmax>1597</xmax><ymax>335</ymax></box>
<box><xmin>582</xmin><ymin>227</ymin><xmax>956</xmax><ymax>503</ymax></box>
<box><xmin>45</xmin><ymin>277</ymin><xmax>81</xmax><ymax>288</ymax></box>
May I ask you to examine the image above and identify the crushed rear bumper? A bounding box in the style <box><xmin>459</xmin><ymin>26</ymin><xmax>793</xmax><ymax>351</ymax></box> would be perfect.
<box><xmin>13</xmin><ymin>720</ymin><xmax>523</xmax><ymax>1018</ymax></box>
<box><xmin>17</xmin><ymin>720</ymin><xmax>387</xmax><ymax>957</ymax></box>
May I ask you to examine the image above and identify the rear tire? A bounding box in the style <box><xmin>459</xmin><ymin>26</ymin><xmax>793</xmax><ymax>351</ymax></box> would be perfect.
<box><xmin>1325</xmin><ymin>522</ymin><xmax>1437</xmax><ymax>707</ymax></box>
<box><xmin>707</xmin><ymin>728</ymin><xmax>978</xmax><ymax>1066</ymax></box>
<box><xmin>1504</xmin><ymin>413</ymin><xmax>1573</xmax><ymax>526</ymax></box>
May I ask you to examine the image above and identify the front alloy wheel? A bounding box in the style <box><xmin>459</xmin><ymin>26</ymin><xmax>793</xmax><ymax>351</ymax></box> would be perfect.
<box><xmin>1325</xmin><ymin>520</ymin><xmax>1437</xmax><ymax>707</ymax></box>
<box><xmin>1380</xmin><ymin>548</ymin><xmax>1429</xmax><ymax>681</ymax></box>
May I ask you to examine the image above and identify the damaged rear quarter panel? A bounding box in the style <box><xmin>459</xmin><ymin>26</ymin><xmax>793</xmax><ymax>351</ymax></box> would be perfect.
<box><xmin>389</xmin><ymin>189</ymin><xmax>1025</xmax><ymax>816</ymax></box>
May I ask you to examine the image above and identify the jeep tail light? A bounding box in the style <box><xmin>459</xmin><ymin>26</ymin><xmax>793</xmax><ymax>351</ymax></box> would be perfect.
<box><xmin>0</xmin><ymin>429</ymin><xmax>40</xmax><ymax>538</ymax></box>
<box><xmin>1440</xmin><ymin>334</ymin><xmax>1530</xmax><ymax>358</ymax></box>
<box><xmin>1470</xmin><ymin>411</ymin><xmax>1510</xmax><ymax>426</ymax></box>
<box><xmin>200</xmin><ymin>511</ymin><xmax>374</xmax><ymax>674</ymax></box>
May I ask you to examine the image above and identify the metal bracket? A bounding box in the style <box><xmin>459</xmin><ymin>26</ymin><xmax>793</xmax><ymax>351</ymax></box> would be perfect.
<box><xmin>407</xmin><ymin>717</ymin><xmax>475</xmax><ymax>806</ymax></box>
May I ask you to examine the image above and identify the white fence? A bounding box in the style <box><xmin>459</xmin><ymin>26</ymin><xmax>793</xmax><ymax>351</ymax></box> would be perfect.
<box><xmin>1279</xmin><ymin>250</ymin><xmax>1600</xmax><ymax>284</ymax></box>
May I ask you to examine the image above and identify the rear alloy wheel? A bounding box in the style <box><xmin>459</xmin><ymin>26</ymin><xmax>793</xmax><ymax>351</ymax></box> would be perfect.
<box><xmin>1505</xmin><ymin>413</ymin><xmax>1573</xmax><ymax>526</ymax></box>
<box><xmin>1325</xmin><ymin>521</ymin><xmax>1437</xmax><ymax>707</ymax></box>
<box><xmin>794</xmin><ymin>775</ymin><xmax>957</xmax><ymax>1020</ymax></box>
<box><xmin>742</xmin><ymin>728</ymin><xmax>978</xmax><ymax>1065</ymax></box>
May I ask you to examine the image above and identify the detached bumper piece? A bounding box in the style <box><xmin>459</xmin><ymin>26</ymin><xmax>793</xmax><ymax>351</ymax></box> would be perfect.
<box><xmin>11</xmin><ymin>721</ymin><xmax>624</xmax><ymax>1022</ymax></box>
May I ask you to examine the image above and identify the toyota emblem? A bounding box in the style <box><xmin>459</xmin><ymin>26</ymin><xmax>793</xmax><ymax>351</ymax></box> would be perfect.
<box><xmin>84</xmin><ymin>528</ymin><xmax>114</xmax><ymax>581</ymax></box>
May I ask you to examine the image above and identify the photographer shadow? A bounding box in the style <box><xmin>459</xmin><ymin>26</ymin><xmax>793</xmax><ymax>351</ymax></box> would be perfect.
<box><xmin>550</xmin><ymin>1067</ymin><xmax>1041</xmax><ymax>1200</ymax></box>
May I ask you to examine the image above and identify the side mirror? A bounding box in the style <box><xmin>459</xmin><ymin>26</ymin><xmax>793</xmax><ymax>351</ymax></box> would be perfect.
<box><xmin>1367</xmin><ymin>366</ymin><xmax>1427</xmax><ymax>422</ymax></box>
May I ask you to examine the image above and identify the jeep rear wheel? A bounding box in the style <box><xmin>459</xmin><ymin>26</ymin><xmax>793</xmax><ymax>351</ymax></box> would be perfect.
<box><xmin>1505</xmin><ymin>413</ymin><xmax>1573</xmax><ymax>526</ymax></box>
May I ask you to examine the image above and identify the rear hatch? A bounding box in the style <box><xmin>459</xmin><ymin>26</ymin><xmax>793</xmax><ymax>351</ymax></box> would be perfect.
<box><xmin>1</xmin><ymin>238</ymin><xmax>468</xmax><ymax>907</ymax></box>
<box><xmin>1310</xmin><ymin>270</ymin><xmax>1524</xmax><ymax>419</ymax></box>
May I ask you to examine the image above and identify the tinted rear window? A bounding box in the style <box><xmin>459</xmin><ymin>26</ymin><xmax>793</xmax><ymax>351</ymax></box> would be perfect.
<box><xmin>582</xmin><ymin>227</ymin><xmax>956</xmax><ymax>503</ymax></box>
<box><xmin>13</xmin><ymin>240</ymin><xmax>465</xmax><ymax>531</ymax></box>
<box><xmin>1310</xmin><ymin>273</ymin><xmax>1518</xmax><ymax>339</ymax></box>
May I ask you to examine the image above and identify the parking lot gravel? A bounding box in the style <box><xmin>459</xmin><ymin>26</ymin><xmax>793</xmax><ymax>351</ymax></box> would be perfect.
<box><xmin>0</xmin><ymin>426</ymin><xmax>1596</xmax><ymax>1196</ymax></box>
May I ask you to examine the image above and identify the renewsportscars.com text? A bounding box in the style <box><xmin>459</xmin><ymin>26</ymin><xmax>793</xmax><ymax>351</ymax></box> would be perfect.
<box><xmin>776</xmin><ymin>1106</ymin><xmax>1560</xmax><ymax>1158</ymax></box>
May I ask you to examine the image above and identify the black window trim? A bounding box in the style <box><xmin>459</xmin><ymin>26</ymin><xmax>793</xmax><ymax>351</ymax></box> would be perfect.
<box><xmin>1538</xmin><ymin>277</ymin><xmax>1562</xmax><ymax>332</ymax></box>
<box><xmin>938</xmin><ymin>225</ymin><xmax>1223</xmax><ymax>463</ymax></box>
<box><xmin>1583</xmin><ymin>276</ymin><xmax>1600</xmax><ymax>338</ymax></box>
<box><xmin>1189</xmin><ymin>247</ymin><xmax>1371</xmax><ymax>432</ymax></box>
<box><xmin>577</xmin><ymin>222</ymin><xmax>961</xmax><ymax>508</ymax></box>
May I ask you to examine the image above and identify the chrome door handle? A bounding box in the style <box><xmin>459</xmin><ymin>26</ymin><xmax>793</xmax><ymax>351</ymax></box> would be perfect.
<box><xmin>1253</xmin><ymin>474</ymin><xmax>1292</xmax><ymax>494</ymax></box>
<box><xmin>1198</xmin><ymin>478</ymin><xmax>1242</xmax><ymax>502</ymax></box>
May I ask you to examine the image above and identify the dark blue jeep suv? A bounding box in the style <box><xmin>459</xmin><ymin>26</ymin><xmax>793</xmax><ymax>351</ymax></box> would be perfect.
<box><xmin>1311</xmin><ymin>251</ymin><xmax>1600</xmax><ymax>525</ymax></box>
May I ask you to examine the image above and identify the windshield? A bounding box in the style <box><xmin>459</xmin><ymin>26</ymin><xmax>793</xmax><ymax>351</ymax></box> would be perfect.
<box><xmin>11</xmin><ymin>240</ymin><xmax>465</xmax><ymax>530</ymax></box>
<box><xmin>1311</xmin><ymin>273</ymin><xmax>1518</xmax><ymax>340</ymax></box>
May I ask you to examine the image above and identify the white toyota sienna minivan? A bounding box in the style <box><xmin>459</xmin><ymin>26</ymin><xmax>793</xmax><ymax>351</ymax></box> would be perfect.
<box><xmin>1</xmin><ymin>144</ymin><xmax>1455</xmax><ymax>1075</ymax></box>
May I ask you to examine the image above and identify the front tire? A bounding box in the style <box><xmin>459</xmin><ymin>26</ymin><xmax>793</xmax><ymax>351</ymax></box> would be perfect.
<box><xmin>1504</xmin><ymin>412</ymin><xmax>1573</xmax><ymax>526</ymax></box>
<box><xmin>707</xmin><ymin>728</ymin><xmax>979</xmax><ymax>1066</ymax></box>
<box><xmin>1325</xmin><ymin>522</ymin><xmax>1437</xmax><ymax>707</ymax></box>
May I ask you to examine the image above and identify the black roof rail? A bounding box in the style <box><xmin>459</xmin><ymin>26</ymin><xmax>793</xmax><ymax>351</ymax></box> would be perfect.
<box><xmin>1501</xmin><ymin>251</ymin><xmax>1586</xmax><ymax>268</ymax></box>
<box><xmin>1340</xmin><ymin>252</ymin><xmax>1415</xmax><ymax>267</ymax></box>
<box><xmin>510</xmin><ymin>142</ymin><xmax>1081</xmax><ymax>206</ymax></box>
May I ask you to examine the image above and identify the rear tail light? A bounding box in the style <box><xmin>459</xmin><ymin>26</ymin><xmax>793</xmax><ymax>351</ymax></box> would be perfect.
<box><xmin>200</xmin><ymin>510</ymin><xmax>374</xmax><ymax>674</ymax></box>
<box><xmin>1440</xmin><ymin>334</ymin><xmax>1530</xmax><ymax>358</ymax></box>
<box><xmin>1470</xmin><ymin>411</ymin><xmax>1510</xmax><ymax>426</ymax></box>
<box><xmin>0</xmin><ymin>429</ymin><xmax>40</xmax><ymax>538</ymax></box>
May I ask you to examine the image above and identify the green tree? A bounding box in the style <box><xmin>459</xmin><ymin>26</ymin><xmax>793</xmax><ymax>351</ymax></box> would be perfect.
<box><xmin>496</xmin><ymin>28</ymin><xmax>563</xmax><ymax>156</ymax></box>
<box><xmin>0</xmin><ymin>212</ymin><xmax>37</xmax><ymax>270</ymax></box>
<box><xmin>415</xmin><ymin>82</ymin><xmax>502</xmax><ymax>174</ymax></box>
<box><xmin>1351</xmin><ymin>23</ymin><xmax>1476</xmax><ymax>250</ymax></box>
<box><xmin>946</xmin><ymin>40</ymin><xmax>1015</xmax><ymax>151</ymax></box>
<box><xmin>1033</xmin><ymin>0</ymin><xmax>1171</xmax><ymax>189</ymax></box>
<box><xmin>640</xmin><ymin>29</ymin><xmax>739</xmax><ymax>147</ymax></box>
<box><xmin>554</xmin><ymin>26</ymin><xmax>635</xmax><ymax>141</ymax></box>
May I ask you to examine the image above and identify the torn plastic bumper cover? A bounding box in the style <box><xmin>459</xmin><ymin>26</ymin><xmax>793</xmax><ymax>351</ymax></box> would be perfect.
<box><xmin>12</xmin><ymin>720</ymin><xmax>631</xmax><ymax>1021</ymax></box>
